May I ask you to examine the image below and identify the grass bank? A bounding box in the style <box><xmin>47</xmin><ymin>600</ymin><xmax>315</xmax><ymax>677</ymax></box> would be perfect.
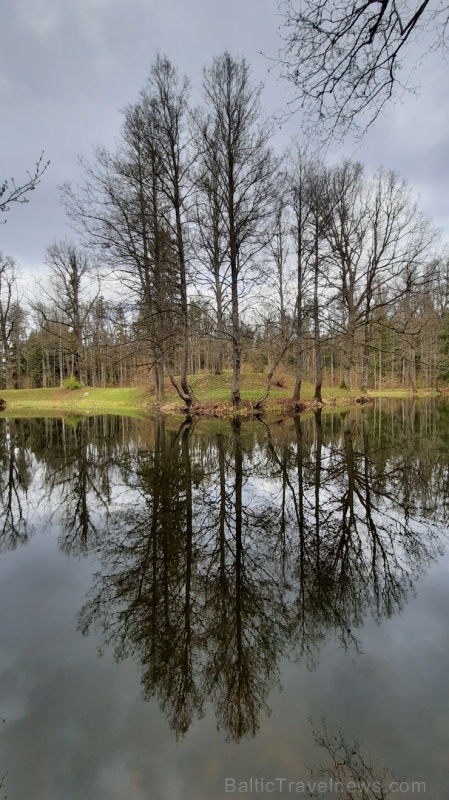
<box><xmin>0</xmin><ymin>373</ymin><xmax>441</xmax><ymax>417</ymax></box>
<box><xmin>0</xmin><ymin>386</ymin><xmax>150</xmax><ymax>417</ymax></box>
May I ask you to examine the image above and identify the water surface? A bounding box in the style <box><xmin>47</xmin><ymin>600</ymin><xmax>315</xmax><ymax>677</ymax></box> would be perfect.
<box><xmin>0</xmin><ymin>400</ymin><xmax>448</xmax><ymax>798</ymax></box>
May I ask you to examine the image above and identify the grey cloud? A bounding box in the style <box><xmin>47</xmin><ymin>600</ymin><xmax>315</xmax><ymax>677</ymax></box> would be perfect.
<box><xmin>1</xmin><ymin>0</ymin><xmax>448</xmax><ymax>277</ymax></box>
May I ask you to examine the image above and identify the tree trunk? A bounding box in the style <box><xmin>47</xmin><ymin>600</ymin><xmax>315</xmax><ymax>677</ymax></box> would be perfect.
<box><xmin>229</xmin><ymin>179</ymin><xmax>241</xmax><ymax>410</ymax></box>
<box><xmin>361</xmin><ymin>311</ymin><xmax>371</xmax><ymax>393</ymax></box>
<box><xmin>293</xmin><ymin>244</ymin><xmax>303</xmax><ymax>402</ymax></box>
<box><xmin>313</xmin><ymin>215</ymin><xmax>322</xmax><ymax>403</ymax></box>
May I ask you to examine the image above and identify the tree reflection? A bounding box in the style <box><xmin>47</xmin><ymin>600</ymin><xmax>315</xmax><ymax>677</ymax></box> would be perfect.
<box><xmin>309</xmin><ymin>719</ymin><xmax>399</xmax><ymax>800</ymax></box>
<box><xmin>79</xmin><ymin>418</ymin><xmax>206</xmax><ymax>734</ymax></box>
<box><xmin>0</xmin><ymin>415</ymin><xmax>148</xmax><ymax>554</ymax></box>
<box><xmin>77</xmin><ymin>405</ymin><xmax>447</xmax><ymax>741</ymax></box>
<box><xmin>78</xmin><ymin>418</ymin><xmax>288</xmax><ymax>740</ymax></box>
<box><xmin>38</xmin><ymin>416</ymin><xmax>138</xmax><ymax>556</ymax></box>
<box><xmin>200</xmin><ymin>419</ymin><xmax>288</xmax><ymax>739</ymax></box>
<box><xmin>264</xmin><ymin>409</ymin><xmax>442</xmax><ymax>665</ymax></box>
<box><xmin>0</xmin><ymin>403</ymin><xmax>447</xmax><ymax>741</ymax></box>
<box><xmin>0</xmin><ymin>418</ymin><xmax>32</xmax><ymax>551</ymax></box>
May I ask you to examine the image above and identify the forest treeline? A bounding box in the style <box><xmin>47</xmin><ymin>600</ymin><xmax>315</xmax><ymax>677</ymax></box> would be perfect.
<box><xmin>1</xmin><ymin>52</ymin><xmax>449</xmax><ymax>407</ymax></box>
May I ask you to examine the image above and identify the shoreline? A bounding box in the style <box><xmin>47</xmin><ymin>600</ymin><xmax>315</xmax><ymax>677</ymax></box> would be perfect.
<box><xmin>0</xmin><ymin>384</ymin><xmax>444</xmax><ymax>419</ymax></box>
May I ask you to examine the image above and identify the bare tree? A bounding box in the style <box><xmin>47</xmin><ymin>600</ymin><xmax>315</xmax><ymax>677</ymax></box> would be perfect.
<box><xmin>253</xmin><ymin>191</ymin><xmax>296</xmax><ymax>409</ymax></box>
<box><xmin>318</xmin><ymin>160</ymin><xmax>439</xmax><ymax>391</ymax></box>
<box><xmin>306</xmin><ymin>164</ymin><xmax>330</xmax><ymax>403</ymax></box>
<box><xmin>325</xmin><ymin>161</ymin><xmax>370</xmax><ymax>390</ymax></box>
<box><xmin>202</xmin><ymin>52</ymin><xmax>279</xmax><ymax>409</ymax></box>
<box><xmin>276</xmin><ymin>1</ymin><xmax>449</xmax><ymax>139</ymax></box>
<box><xmin>286</xmin><ymin>143</ymin><xmax>314</xmax><ymax>401</ymax></box>
<box><xmin>35</xmin><ymin>241</ymin><xmax>99</xmax><ymax>384</ymax></box>
<box><xmin>360</xmin><ymin>167</ymin><xmax>438</xmax><ymax>391</ymax></box>
<box><xmin>62</xmin><ymin>107</ymin><xmax>173</xmax><ymax>400</ymax></box>
<box><xmin>1</xmin><ymin>153</ymin><xmax>49</xmax><ymax>220</ymax></box>
<box><xmin>146</xmin><ymin>55</ymin><xmax>196</xmax><ymax>408</ymax></box>
<box><xmin>270</xmin><ymin>193</ymin><xmax>291</xmax><ymax>346</ymax></box>
<box><xmin>191</xmin><ymin>117</ymin><xmax>230</xmax><ymax>375</ymax></box>
<box><xmin>63</xmin><ymin>56</ymin><xmax>196</xmax><ymax>408</ymax></box>
<box><xmin>0</xmin><ymin>253</ymin><xmax>21</xmax><ymax>388</ymax></box>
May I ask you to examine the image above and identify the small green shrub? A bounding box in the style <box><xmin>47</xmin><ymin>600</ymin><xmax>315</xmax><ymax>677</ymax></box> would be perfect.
<box><xmin>62</xmin><ymin>376</ymin><xmax>82</xmax><ymax>390</ymax></box>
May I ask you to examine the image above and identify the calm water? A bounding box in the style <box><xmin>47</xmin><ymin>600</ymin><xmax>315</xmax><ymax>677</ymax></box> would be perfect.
<box><xmin>0</xmin><ymin>400</ymin><xmax>448</xmax><ymax>799</ymax></box>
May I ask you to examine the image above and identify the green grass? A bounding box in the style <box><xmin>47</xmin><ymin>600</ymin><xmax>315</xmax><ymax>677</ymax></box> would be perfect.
<box><xmin>368</xmin><ymin>388</ymin><xmax>436</xmax><ymax>397</ymax></box>
<box><xmin>0</xmin><ymin>374</ymin><xmax>442</xmax><ymax>417</ymax></box>
<box><xmin>184</xmin><ymin>372</ymin><xmax>367</xmax><ymax>402</ymax></box>
<box><xmin>189</xmin><ymin>371</ymin><xmax>294</xmax><ymax>401</ymax></box>
<box><xmin>0</xmin><ymin>386</ymin><xmax>150</xmax><ymax>417</ymax></box>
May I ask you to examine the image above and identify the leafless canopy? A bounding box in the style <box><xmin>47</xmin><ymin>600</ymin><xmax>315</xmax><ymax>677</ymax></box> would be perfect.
<box><xmin>0</xmin><ymin>152</ymin><xmax>49</xmax><ymax>220</ymax></box>
<box><xmin>277</xmin><ymin>0</ymin><xmax>449</xmax><ymax>139</ymax></box>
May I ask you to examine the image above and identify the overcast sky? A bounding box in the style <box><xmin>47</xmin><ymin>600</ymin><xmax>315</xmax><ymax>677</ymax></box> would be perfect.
<box><xmin>2</xmin><ymin>0</ymin><xmax>449</xmax><ymax>279</ymax></box>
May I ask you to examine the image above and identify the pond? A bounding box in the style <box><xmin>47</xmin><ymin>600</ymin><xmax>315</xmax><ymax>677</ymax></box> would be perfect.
<box><xmin>0</xmin><ymin>399</ymin><xmax>448</xmax><ymax>799</ymax></box>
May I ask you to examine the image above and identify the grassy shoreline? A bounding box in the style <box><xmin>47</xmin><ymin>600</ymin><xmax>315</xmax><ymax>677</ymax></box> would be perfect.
<box><xmin>0</xmin><ymin>374</ymin><xmax>443</xmax><ymax>418</ymax></box>
<box><xmin>0</xmin><ymin>387</ymin><xmax>149</xmax><ymax>417</ymax></box>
